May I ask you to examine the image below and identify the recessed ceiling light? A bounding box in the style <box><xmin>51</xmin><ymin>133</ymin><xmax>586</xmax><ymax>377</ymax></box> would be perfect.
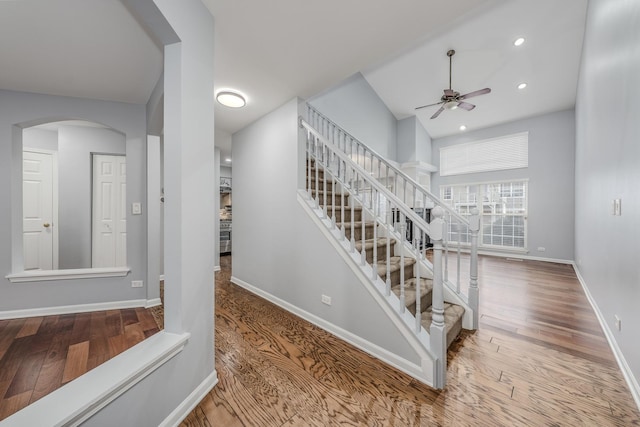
<box><xmin>216</xmin><ymin>90</ymin><xmax>246</xmax><ymax>108</ymax></box>
<box><xmin>518</xmin><ymin>82</ymin><xmax>528</xmax><ymax>90</ymax></box>
<box><xmin>514</xmin><ymin>37</ymin><xmax>525</xmax><ymax>47</ymax></box>
<box><xmin>459</xmin><ymin>125</ymin><xmax>467</xmax><ymax>131</ymax></box>
<box><xmin>225</xmin><ymin>158</ymin><xmax>232</xmax><ymax>162</ymax></box>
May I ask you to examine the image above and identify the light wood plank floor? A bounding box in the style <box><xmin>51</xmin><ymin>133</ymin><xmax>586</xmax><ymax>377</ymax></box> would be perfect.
<box><xmin>183</xmin><ymin>255</ymin><xmax>640</xmax><ymax>426</ymax></box>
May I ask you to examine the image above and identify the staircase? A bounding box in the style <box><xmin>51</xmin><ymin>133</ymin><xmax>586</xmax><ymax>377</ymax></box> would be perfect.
<box><xmin>309</xmin><ymin>162</ymin><xmax>465</xmax><ymax>350</ymax></box>
<box><xmin>301</xmin><ymin>106</ymin><xmax>481</xmax><ymax>389</ymax></box>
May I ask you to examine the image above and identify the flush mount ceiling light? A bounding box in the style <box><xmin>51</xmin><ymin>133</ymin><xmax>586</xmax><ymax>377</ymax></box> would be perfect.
<box><xmin>225</xmin><ymin>158</ymin><xmax>232</xmax><ymax>162</ymax></box>
<box><xmin>514</xmin><ymin>37</ymin><xmax>525</xmax><ymax>47</ymax></box>
<box><xmin>216</xmin><ymin>90</ymin><xmax>246</xmax><ymax>108</ymax></box>
<box><xmin>518</xmin><ymin>82</ymin><xmax>528</xmax><ymax>90</ymax></box>
<box><xmin>459</xmin><ymin>125</ymin><xmax>467</xmax><ymax>131</ymax></box>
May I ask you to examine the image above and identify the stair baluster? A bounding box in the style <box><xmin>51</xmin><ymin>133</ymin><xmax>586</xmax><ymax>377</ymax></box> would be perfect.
<box><xmin>386</xmin><ymin>200</ymin><xmax>392</xmax><ymax>296</ymax></box>
<box><xmin>414</xmin><ymin>222</ymin><xmax>422</xmax><ymax>334</ymax></box>
<box><xmin>371</xmin><ymin>189</ymin><xmax>378</xmax><ymax>281</ymax></box>
<box><xmin>469</xmin><ymin>207</ymin><xmax>480</xmax><ymax>329</ymax></box>
<box><xmin>399</xmin><ymin>221</ymin><xmax>406</xmax><ymax>313</ymax></box>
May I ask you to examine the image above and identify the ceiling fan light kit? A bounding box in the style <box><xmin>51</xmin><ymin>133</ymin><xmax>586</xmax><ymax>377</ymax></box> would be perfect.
<box><xmin>415</xmin><ymin>49</ymin><xmax>491</xmax><ymax>119</ymax></box>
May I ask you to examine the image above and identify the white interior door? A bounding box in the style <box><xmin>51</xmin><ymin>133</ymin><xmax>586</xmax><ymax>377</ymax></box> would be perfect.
<box><xmin>92</xmin><ymin>154</ymin><xmax>126</xmax><ymax>268</ymax></box>
<box><xmin>23</xmin><ymin>150</ymin><xmax>57</xmax><ymax>270</ymax></box>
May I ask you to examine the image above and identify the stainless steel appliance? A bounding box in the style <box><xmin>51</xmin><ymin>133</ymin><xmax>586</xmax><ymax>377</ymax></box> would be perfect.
<box><xmin>220</xmin><ymin>220</ymin><xmax>232</xmax><ymax>254</ymax></box>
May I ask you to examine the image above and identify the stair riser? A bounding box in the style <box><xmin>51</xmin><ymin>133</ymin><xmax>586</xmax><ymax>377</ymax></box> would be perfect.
<box><xmin>407</xmin><ymin>289</ymin><xmax>432</xmax><ymax>316</ymax></box>
<box><xmin>308</xmin><ymin>179</ymin><xmax>331</xmax><ymax>190</ymax></box>
<box><xmin>332</xmin><ymin>208</ymin><xmax>362</xmax><ymax>223</ymax></box>
<box><xmin>382</xmin><ymin>264</ymin><xmax>415</xmax><ymax>287</ymax></box>
<box><xmin>364</xmin><ymin>244</ymin><xmax>390</xmax><ymax>263</ymax></box>
<box><xmin>307</xmin><ymin>168</ymin><xmax>325</xmax><ymax>180</ymax></box>
<box><xmin>344</xmin><ymin>225</ymin><xmax>375</xmax><ymax>241</ymax></box>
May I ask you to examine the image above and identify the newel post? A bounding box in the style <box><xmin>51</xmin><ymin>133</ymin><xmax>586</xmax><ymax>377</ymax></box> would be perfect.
<box><xmin>469</xmin><ymin>207</ymin><xmax>480</xmax><ymax>330</ymax></box>
<box><xmin>429</xmin><ymin>206</ymin><xmax>447</xmax><ymax>388</ymax></box>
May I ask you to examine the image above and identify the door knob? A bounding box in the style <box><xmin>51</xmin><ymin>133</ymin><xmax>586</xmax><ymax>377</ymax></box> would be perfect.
<box><xmin>43</xmin><ymin>223</ymin><xmax>50</xmax><ymax>228</ymax></box>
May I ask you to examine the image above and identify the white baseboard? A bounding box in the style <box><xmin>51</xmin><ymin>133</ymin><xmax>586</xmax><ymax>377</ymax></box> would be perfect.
<box><xmin>0</xmin><ymin>299</ymin><xmax>150</xmax><ymax>320</ymax></box>
<box><xmin>214</xmin><ymin>266</ymin><xmax>221</xmax><ymax>272</ymax></box>
<box><xmin>159</xmin><ymin>274</ymin><xmax>165</xmax><ymax>281</ymax></box>
<box><xmin>572</xmin><ymin>263</ymin><xmax>640</xmax><ymax>411</ymax></box>
<box><xmin>159</xmin><ymin>370</ymin><xmax>218</xmax><ymax>427</ymax></box>
<box><xmin>146</xmin><ymin>298</ymin><xmax>162</xmax><ymax>308</ymax></box>
<box><xmin>230</xmin><ymin>275</ymin><xmax>428</xmax><ymax>384</ymax></box>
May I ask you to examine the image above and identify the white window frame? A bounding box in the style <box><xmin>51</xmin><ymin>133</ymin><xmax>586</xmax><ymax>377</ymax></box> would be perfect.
<box><xmin>440</xmin><ymin>179</ymin><xmax>528</xmax><ymax>252</ymax></box>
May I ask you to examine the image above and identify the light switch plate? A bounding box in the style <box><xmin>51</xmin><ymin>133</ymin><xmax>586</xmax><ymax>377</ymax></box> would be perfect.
<box><xmin>132</xmin><ymin>202</ymin><xmax>142</xmax><ymax>215</ymax></box>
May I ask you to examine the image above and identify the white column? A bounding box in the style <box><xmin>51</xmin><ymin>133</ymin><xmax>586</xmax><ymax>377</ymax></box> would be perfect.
<box><xmin>429</xmin><ymin>206</ymin><xmax>447</xmax><ymax>388</ymax></box>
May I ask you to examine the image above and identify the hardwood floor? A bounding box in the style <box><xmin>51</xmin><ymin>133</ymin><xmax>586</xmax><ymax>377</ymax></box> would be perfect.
<box><xmin>183</xmin><ymin>254</ymin><xmax>640</xmax><ymax>426</ymax></box>
<box><xmin>0</xmin><ymin>307</ymin><xmax>160</xmax><ymax>420</ymax></box>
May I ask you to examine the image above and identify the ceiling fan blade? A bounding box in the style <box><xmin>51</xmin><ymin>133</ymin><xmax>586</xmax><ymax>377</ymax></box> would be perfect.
<box><xmin>459</xmin><ymin>88</ymin><xmax>491</xmax><ymax>100</ymax></box>
<box><xmin>457</xmin><ymin>101</ymin><xmax>476</xmax><ymax>111</ymax></box>
<box><xmin>415</xmin><ymin>100</ymin><xmax>444</xmax><ymax>110</ymax></box>
<box><xmin>444</xmin><ymin>89</ymin><xmax>455</xmax><ymax>97</ymax></box>
<box><xmin>430</xmin><ymin>106</ymin><xmax>445</xmax><ymax>119</ymax></box>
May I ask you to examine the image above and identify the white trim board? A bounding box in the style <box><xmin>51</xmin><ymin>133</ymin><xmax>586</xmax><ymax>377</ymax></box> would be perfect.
<box><xmin>159</xmin><ymin>371</ymin><xmax>218</xmax><ymax>427</ymax></box>
<box><xmin>0</xmin><ymin>299</ymin><xmax>154</xmax><ymax>320</ymax></box>
<box><xmin>572</xmin><ymin>263</ymin><xmax>640</xmax><ymax>411</ymax></box>
<box><xmin>230</xmin><ymin>275</ymin><xmax>430</xmax><ymax>386</ymax></box>
<box><xmin>6</xmin><ymin>266</ymin><xmax>131</xmax><ymax>283</ymax></box>
<box><xmin>0</xmin><ymin>331</ymin><xmax>190</xmax><ymax>427</ymax></box>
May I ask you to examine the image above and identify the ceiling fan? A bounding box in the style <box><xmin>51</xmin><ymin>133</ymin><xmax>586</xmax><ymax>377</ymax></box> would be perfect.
<box><xmin>415</xmin><ymin>49</ymin><xmax>491</xmax><ymax>119</ymax></box>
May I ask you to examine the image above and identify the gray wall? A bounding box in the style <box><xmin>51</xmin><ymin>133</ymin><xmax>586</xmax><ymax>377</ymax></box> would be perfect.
<box><xmin>83</xmin><ymin>0</ymin><xmax>217</xmax><ymax>424</ymax></box>
<box><xmin>0</xmin><ymin>89</ymin><xmax>148</xmax><ymax>311</ymax></box>
<box><xmin>308</xmin><ymin>72</ymin><xmax>398</xmax><ymax>160</ymax></box>
<box><xmin>23</xmin><ymin>128</ymin><xmax>58</xmax><ymax>151</ymax></box>
<box><xmin>23</xmin><ymin>125</ymin><xmax>126</xmax><ymax>269</ymax></box>
<box><xmin>232</xmin><ymin>98</ymin><xmax>423</xmax><ymax>369</ymax></box>
<box><xmin>575</xmin><ymin>0</ymin><xmax>640</xmax><ymax>390</ymax></box>
<box><xmin>432</xmin><ymin>109</ymin><xmax>576</xmax><ymax>262</ymax></box>
<box><xmin>58</xmin><ymin>126</ymin><xmax>126</xmax><ymax>269</ymax></box>
<box><xmin>397</xmin><ymin>116</ymin><xmax>432</xmax><ymax>164</ymax></box>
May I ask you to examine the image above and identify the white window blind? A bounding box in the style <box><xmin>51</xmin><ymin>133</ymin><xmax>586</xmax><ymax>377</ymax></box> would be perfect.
<box><xmin>440</xmin><ymin>132</ymin><xmax>528</xmax><ymax>176</ymax></box>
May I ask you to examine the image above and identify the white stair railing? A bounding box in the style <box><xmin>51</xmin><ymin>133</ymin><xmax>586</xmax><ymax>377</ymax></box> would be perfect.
<box><xmin>303</xmin><ymin>117</ymin><xmax>472</xmax><ymax>388</ymax></box>
<box><xmin>306</xmin><ymin>105</ymin><xmax>480</xmax><ymax>328</ymax></box>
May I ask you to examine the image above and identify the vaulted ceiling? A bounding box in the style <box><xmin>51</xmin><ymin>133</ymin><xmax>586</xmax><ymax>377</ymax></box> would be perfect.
<box><xmin>0</xmin><ymin>0</ymin><xmax>588</xmax><ymax>162</ymax></box>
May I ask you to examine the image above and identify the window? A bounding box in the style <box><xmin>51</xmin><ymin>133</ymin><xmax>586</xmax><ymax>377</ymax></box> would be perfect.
<box><xmin>440</xmin><ymin>180</ymin><xmax>528</xmax><ymax>251</ymax></box>
<box><xmin>440</xmin><ymin>132</ymin><xmax>528</xmax><ymax>176</ymax></box>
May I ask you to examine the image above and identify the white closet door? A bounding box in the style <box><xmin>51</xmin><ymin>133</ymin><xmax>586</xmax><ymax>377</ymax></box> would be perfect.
<box><xmin>92</xmin><ymin>154</ymin><xmax>126</xmax><ymax>267</ymax></box>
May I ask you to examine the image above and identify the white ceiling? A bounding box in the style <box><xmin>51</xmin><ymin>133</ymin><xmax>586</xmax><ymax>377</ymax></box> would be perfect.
<box><xmin>0</xmin><ymin>0</ymin><xmax>162</xmax><ymax>104</ymax></box>
<box><xmin>0</xmin><ymin>0</ymin><xmax>588</xmax><ymax>162</ymax></box>
<box><xmin>363</xmin><ymin>0</ymin><xmax>588</xmax><ymax>138</ymax></box>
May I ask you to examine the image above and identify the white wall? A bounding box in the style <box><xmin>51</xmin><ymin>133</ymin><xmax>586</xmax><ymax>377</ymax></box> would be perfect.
<box><xmin>232</xmin><ymin>98</ymin><xmax>424</xmax><ymax>371</ymax></box>
<box><xmin>308</xmin><ymin>73</ymin><xmax>397</xmax><ymax>160</ymax></box>
<box><xmin>432</xmin><ymin>109</ymin><xmax>576</xmax><ymax>262</ymax></box>
<box><xmin>575</xmin><ymin>0</ymin><xmax>640</xmax><ymax>398</ymax></box>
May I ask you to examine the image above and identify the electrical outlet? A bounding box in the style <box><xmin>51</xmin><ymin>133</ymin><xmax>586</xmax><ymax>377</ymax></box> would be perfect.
<box><xmin>537</xmin><ymin>247</ymin><xmax>546</xmax><ymax>252</ymax></box>
<box><xmin>131</xmin><ymin>280</ymin><xmax>143</xmax><ymax>288</ymax></box>
<box><xmin>321</xmin><ymin>294</ymin><xmax>332</xmax><ymax>306</ymax></box>
<box><xmin>615</xmin><ymin>315</ymin><xmax>621</xmax><ymax>331</ymax></box>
